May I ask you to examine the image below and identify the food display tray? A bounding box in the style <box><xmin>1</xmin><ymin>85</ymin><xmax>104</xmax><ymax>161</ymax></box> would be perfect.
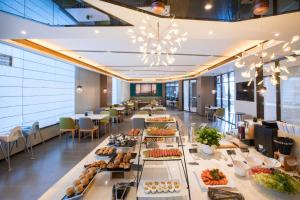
<box><xmin>61</xmin><ymin>172</ymin><xmax>98</xmax><ymax>200</ymax></box>
<box><xmin>143</xmin><ymin>130</ymin><xmax>179</xmax><ymax>138</ymax></box>
<box><xmin>105</xmin><ymin>153</ymin><xmax>137</xmax><ymax>172</ymax></box>
<box><xmin>107</xmin><ymin>140</ymin><xmax>137</xmax><ymax>148</ymax></box>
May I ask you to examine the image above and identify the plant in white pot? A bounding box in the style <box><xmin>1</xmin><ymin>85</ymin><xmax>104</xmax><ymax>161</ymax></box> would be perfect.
<box><xmin>196</xmin><ymin>127</ymin><xmax>222</xmax><ymax>155</ymax></box>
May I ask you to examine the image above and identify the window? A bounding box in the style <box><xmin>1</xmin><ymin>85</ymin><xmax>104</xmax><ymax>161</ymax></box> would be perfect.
<box><xmin>215</xmin><ymin>72</ymin><xmax>235</xmax><ymax>121</ymax></box>
<box><xmin>280</xmin><ymin>66</ymin><xmax>300</xmax><ymax>124</ymax></box>
<box><xmin>166</xmin><ymin>82</ymin><xmax>179</xmax><ymax>101</ymax></box>
<box><xmin>0</xmin><ymin>42</ymin><xmax>75</xmax><ymax>134</ymax></box>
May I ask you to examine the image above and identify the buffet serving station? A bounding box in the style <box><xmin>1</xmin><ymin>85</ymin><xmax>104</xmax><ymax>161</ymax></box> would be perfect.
<box><xmin>39</xmin><ymin>116</ymin><xmax>300</xmax><ymax>200</ymax></box>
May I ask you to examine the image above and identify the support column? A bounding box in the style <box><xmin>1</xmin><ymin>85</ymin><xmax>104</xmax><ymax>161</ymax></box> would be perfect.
<box><xmin>256</xmin><ymin>67</ymin><xmax>264</xmax><ymax>119</ymax></box>
<box><xmin>275</xmin><ymin>61</ymin><xmax>281</xmax><ymax>121</ymax></box>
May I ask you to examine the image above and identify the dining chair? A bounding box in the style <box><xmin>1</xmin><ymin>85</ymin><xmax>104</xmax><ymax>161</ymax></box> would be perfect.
<box><xmin>95</xmin><ymin>108</ymin><xmax>103</xmax><ymax>114</ymax></box>
<box><xmin>0</xmin><ymin>126</ymin><xmax>30</xmax><ymax>171</ymax></box>
<box><xmin>59</xmin><ymin>117</ymin><xmax>77</xmax><ymax>143</ymax></box>
<box><xmin>132</xmin><ymin>118</ymin><xmax>145</xmax><ymax>129</ymax></box>
<box><xmin>109</xmin><ymin>109</ymin><xmax>119</xmax><ymax>123</ymax></box>
<box><xmin>213</xmin><ymin>108</ymin><xmax>225</xmax><ymax>131</ymax></box>
<box><xmin>78</xmin><ymin>118</ymin><xmax>98</xmax><ymax>142</ymax></box>
<box><xmin>100</xmin><ymin>111</ymin><xmax>110</xmax><ymax>136</ymax></box>
<box><xmin>22</xmin><ymin>121</ymin><xmax>43</xmax><ymax>158</ymax></box>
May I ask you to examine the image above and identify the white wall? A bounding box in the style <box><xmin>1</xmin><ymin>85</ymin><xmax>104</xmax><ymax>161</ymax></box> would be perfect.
<box><xmin>234</xmin><ymin>67</ymin><xmax>257</xmax><ymax>117</ymax></box>
<box><xmin>112</xmin><ymin>77</ymin><xmax>130</xmax><ymax>104</ymax></box>
<box><xmin>75</xmin><ymin>67</ymin><xmax>100</xmax><ymax>113</ymax></box>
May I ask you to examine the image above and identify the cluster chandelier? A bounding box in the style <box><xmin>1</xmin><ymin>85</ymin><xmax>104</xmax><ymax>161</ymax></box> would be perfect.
<box><xmin>235</xmin><ymin>35</ymin><xmax>300</xmax><ymax>87</ymax></box>
<box><xmin>127</xmin><ymin>17</ymin><xmax>187</xmax><ymax>67</ymax></box>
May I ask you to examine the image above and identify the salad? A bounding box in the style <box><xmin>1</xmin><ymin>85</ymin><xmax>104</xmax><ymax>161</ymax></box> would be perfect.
<box><xmin>252</xmin><ymin>169</ymin><xmax>300</xmax><ymax>193</ymax></box>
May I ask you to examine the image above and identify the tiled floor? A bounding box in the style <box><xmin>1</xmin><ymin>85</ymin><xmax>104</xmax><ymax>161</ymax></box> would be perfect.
<box><xmin>0</xmin><ymin>110</ymin><xmax>229</xmax><ymax>200</ymax></box>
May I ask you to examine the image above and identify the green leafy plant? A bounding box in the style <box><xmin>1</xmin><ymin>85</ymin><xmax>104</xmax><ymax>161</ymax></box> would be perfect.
<box><xmin>196</xmin><ymin>127</ymin><xmax>222</xmax><ymax>146</ymax></box>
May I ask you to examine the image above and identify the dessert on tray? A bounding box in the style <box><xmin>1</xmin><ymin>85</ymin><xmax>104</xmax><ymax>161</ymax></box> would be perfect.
<box><xmin>143</xmin><ymin>149</ymin><xmax>182</xmax><ymax>159</ymax></box>
<box><xmin>146</xmin><ymin>127</ymin><xmax>176</xmax><ymax>136</ymax></box>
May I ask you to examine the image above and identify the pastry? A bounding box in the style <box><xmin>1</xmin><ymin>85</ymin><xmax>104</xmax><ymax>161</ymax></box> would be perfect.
<box><xmin>107</xmin><ymin>162</ymin><xmax>114</xmax><ymax>169</ymax></box>
<box><xmin>73</xmin><ymin>179</ymin><xmax>81</xmax><ymax>187</ymax></box>
<box><xmin>144</xmin><ymin>186</ymin><xmax>150</xmax><ymax>194</ymax></box>
<box><xmin>174</xmin><ymin>184</ymin><xmax>180</xmax><ymax>192</ymax></box>
<box><xmin>66</xmin><ymin>187</ymin><xmax>75</xmax><ymax>197</ymax></box>
<box><xmin>79</xmin><ymin>174</ymin><xmax>86</xmax><ymax>180</ymax></box>
<box><xmin>151</xmin><ymin>186</ymin><xmax>157</xmax><ymax>193</ymax></box>
<box><xmin>119</xmin><ymin>162</ymin><xmax>125</xmax><ymax>168</ymax></box>
<box><xmin>168</xmin><ymin>185</ymin><xmax>174</xmax><ymax>192</ymax></box>
<box><xmin>75</xmin><ymin>184</ymin><xmax>84</xmax><ymax>194</ymax></box>
<box><xmin>86</xmin><ymin>172</ymin><xmax>93</xmax><ymax>180</ymax></box>
<box><xmin>157</xmin><ymin>186</ymin><xmax>162</xmax><ymax>193</ymax></box>
<box><xmin>163</xmin><ymin>186</ymin><xmax>168</xmax><ymax>193</ymax></box>
<box><xmin>124</xmin><ymin>163</ymin><xmax>130</xmax><ymax>169</ymax></box>
<box><xmin>81</xmin><ymin>177</ymin><xmax>89</xmax><ymax>186</ymax></box>
<box><xmin>88</xmin><ymin>167</ymin><xmax>97</xmax><ymax>175</ymax></box>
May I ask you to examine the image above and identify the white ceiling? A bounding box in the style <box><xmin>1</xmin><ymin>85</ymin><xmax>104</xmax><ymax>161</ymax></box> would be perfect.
<box><xmin>0</xmin><ymin>0</ymin><xmax>299</xmax><ymax>81</ymax></box>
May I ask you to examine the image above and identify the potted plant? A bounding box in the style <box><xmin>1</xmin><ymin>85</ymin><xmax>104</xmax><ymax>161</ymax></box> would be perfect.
<box><xmin>196</xmin><ymin>127</ymin><xmax>223</xmax><ymax>155</ymax></box>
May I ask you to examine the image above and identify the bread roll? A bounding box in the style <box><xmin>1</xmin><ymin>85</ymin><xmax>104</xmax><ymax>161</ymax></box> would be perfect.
<box><xmin>66</xmin><ymin>187</ymin><xmax>75</xmax><ymax>197</ymax></box>
<box><xmin>75</xmin><ymin>184</ymin><xmax>84</xmax><ymax>194</ymax></box>
<box><xmin>73</xmin><ymin>179</ymin><xmax>81</xmax><ymax>187</ymax></box>
<box><xmin>81</xmin><ymin>177</ymin><xmax>89</xmax><ymax>186</ymax></box>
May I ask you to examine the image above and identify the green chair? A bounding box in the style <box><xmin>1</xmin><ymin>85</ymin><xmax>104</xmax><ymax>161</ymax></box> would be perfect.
<box><xmin>59</xmin><ymin>118</ymin><xmax>77</xmax><ymax>142</ymax></box>
<box><xmin>100</xmin><ymin>111</ymin><xmax>110</xmax><ymax>135</ymax></box>
<box><xmin>109</xmin><ymin>109</ymin><xmax>119</xmax><ymax>123</ymax></box>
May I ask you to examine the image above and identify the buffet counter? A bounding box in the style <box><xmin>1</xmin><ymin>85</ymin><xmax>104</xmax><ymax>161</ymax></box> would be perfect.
<box><xmin>40</xmin><ymin>137</ymin><xmax>300</xmax><ymax>200</ymax></box>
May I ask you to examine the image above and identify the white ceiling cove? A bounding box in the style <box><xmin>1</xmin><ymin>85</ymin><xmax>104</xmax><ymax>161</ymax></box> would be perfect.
<box><xmin>0</xmin><ymin>0</ymin><xmax>299</xmax><ymax>81</ymax></box>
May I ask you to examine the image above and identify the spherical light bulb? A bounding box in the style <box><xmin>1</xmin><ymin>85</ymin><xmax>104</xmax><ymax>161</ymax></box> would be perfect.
<box><xmin>204</xmin><ymin>3</ymin><xmax>213</xmax><ymax>10</ymax></box>
<box><xmin>76</xmin><ymin>85</ymin><xmax>83</xmax><ymax>94</ymax></box>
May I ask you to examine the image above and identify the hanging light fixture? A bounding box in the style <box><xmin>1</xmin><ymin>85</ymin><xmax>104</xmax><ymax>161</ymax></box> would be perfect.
<box><xmin>127</xmin><ymin>17</ymin><xmax>187</xmax><ymax>67</ymax></box>
<box><xmin>258</xmin><ymin>85</ymin><xmax>267</xmax><ymax>95</ymax></box>
<box><xmin>204</xmin><ymin>0</ymin><xmax>213</xmax><ymax>10</ymax></box>
<box><xmin>151</xmin><ymin>0</ymin><xmax>165</xmax><ymax>15</ymax></box>
<box><xmin>76</xmin><ymin>68</ymin><xmax>83</xmax><ymax>94</ymax></box>
<box><xmin>253</xmin><ymin>0</ymin><xmax>269</xmax><ymax>15</ymax></box>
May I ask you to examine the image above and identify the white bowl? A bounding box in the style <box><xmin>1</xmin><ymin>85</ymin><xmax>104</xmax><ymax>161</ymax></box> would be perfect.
<box><xmin>263</xmin><ymin>157</ymin><xmax>281</xmax><ymax>168</ymax></box>
<box><xmin>233</xmin><ymin>160</ymin><xmax>249</xmax><ymax>177</ymax></box>
<box><xmin>245</xmin><ymin>156</ymin><xmax>263</xmax><ymax>167</ymax></box>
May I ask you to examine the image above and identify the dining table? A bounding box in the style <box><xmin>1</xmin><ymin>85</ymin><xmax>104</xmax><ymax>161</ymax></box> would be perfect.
<box><xmin>72</xmin><ymin>114</ymin><xmax>109</xmax><ymax>126</ymax></box>
<box><xmin>205</xmin><ymin>106</ymin><xmax>220</xmax><ymax>120</ymax></box>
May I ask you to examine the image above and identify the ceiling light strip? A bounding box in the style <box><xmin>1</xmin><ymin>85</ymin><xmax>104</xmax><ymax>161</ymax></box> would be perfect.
<box><xmin>6</xmin><ymin>39</ymin><xmax>128</xmax><ymax>81</ymax></box>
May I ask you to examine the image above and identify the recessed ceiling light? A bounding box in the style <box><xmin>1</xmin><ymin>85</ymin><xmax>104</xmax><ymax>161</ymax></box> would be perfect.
<box><xmin>274</xmin><ymin>33</ymin><xmax>280</xmax><ymax>37</ymax></box>
<box><xmin>20</xmin><ymin>30</ymin><xmax>27</xmax><ymax>35</ymax></box>
<box><xmin>208</xmin><ymin>31</ymin><xmax>213</xmax><ymax>35</ymax></box>
<box><xmin>78</xmin><ymin>56</ymin><xmax>82</xmax><ymax>59</ymax></box>
<box><xmin>204</xmin><ymin>3</ymin><xmax>213</xmax><ymax>10</ymax></box>
<box><xmin>94</xmin><ymin>30</ymin><xmax>99</xmax><ymax>34</ymax></box>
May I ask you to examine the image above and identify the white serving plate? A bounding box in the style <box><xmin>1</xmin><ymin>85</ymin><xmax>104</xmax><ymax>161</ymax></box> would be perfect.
<box><xmin>263</xmin><ymin>157</ymin><xmax>281</xmax><ymax>168</ymax></box>
<box><xmin>193</xmin><ymin>170</ymin><xmax>235</xmax><ymax>191</ymax></box>
<box><xmin>137</xmin><ymin>180</ymin><xmax>187</xmax><ymax>198</ymax></box>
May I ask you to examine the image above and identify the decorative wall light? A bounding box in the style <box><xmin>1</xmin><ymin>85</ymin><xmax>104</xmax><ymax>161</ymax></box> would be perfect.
<box><xmin>103</xmin><ymin>88</ymin><xmax>107</xmax><ymax>93</ymax></box>
<box><xmin>76</xmin><ymin>69</ymin><xmax>83</xmax><ymax>94</ymax></box>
